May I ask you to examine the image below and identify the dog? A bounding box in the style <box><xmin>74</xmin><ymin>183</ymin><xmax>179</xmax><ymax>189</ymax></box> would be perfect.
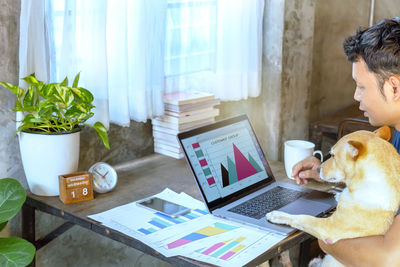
<box><xmin>266</xmin><ymin>126</ymin><xmax>400</xmax><ymax>266</ymax></box>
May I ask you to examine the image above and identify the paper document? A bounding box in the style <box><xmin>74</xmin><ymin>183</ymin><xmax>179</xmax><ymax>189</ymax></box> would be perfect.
<box><xmin>89</xmin><ymin>188</ymin><xmax>286</xmax><ymax>266</ymax></box>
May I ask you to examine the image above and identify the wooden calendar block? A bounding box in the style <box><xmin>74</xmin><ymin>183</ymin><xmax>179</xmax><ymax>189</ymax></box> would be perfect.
<box><xmin>59</xmin><ymin>171</ymin><xmax>94</xmax><ymax>204</ymax></box>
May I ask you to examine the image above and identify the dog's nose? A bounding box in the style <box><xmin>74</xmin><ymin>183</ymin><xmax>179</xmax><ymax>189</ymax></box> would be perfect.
<box><xmin>316</xmin><ymin>166</ymin><xmax>321</xmax><ymax>174</ymax></box>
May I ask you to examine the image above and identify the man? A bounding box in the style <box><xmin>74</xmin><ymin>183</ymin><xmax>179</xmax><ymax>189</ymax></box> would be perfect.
<box><xmin>292</xmin><ymin>17</ymin><xmax>400</xmax><ymax>266</ymax></box>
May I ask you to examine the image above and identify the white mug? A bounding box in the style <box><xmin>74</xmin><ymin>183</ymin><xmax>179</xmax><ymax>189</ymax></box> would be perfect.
<box><xmin>284</xmin><ymin>140</ymin><xmax>323</xmax><ymax>179</ymax></box>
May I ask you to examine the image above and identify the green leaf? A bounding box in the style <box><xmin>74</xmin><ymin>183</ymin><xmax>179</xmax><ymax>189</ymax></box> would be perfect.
<box><xmin>0</xmin><ymin>221</ymin><xmax>7</xmax><ymax>232</ymax></box>
<box><xmin>60</xmin><ymin>76</ymin><xmax>68</xmax><ymax>87</ymax></box>
<box><xmin>72</xmin><ymin>72</ymin><xmax>80</xmax><ymax>88</ymax></box>
<box><xmin>0</xmin><ymin>179</ymin><xmax>26</xmax><ymax>224</ymax></box>
<box><xmin>17</xmin><ymin>122</ymin><xmax>39</xmax><ymax>133</ymax></box>
<box><xmin>22</xmin><ymin>114</ymin><xmax>46</xmax><ymax>124</ymax></box>
<box><xmin>77</xmin><ymin>102</ymin><xmax>94</xmax><ymax>113</ymax></box>
<box><xmin>21</xmin><ymin>74</ymin><xmax>39</xmax><ymax>86</ymax></box>
<box><xmin>65</xmin><ymin>105</ymin><xmax>93</xmax><ymax>120</ymax></box>
<box><xmin>70</xmin><ymin>87</ymin><xmax>94</xmax><ymax>103</ymax></box>
<box><xmin>53</xmin><ymin>85</ymin><xmax>74</xmax><ymax>106</ymax></box>
<box><xmin>22</xmin><ymin>86</ymin><xmax>34</xmax><ymax>108</ymax></box>
<box><xmin>0</xmin><ymin>237</ymin><xmax>35</xmax><ymax>267</ymax></box>
<box><xmin>38</xmin><ymin>101</ymin><xmax>57</xmax><ymax>118</ymax></box>
<box><xmin>85</xmin><ymin>122</ymin><xmax>110</xmax><ymax>149</ymax></box>
<box><xmin>0</xmin><ymin>82</ymin><xmax>25</xmax><ymax>98</ymax></box>
<box><xmin>41</xmin><ymin>83</ymin><xmax>56</xmax><ymax>99</ymax></box>
<box><xmin>12</xmin><ymin>100</ymin><xmax>23</xmax><ymax>112</ymax></box>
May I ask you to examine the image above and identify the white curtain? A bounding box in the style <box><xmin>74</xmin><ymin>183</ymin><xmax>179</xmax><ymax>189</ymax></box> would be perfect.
<box><xmin>18</xmin><ymin>0</ymin><xmax>52</xmax><ymax>129</ymax></box>
<box><xmin>19</xmin><ymin>0</ymin><xmax>50</xmax><ymax>84</ymax></box>
<box><xmin>107</xmin><ymin>0</ymin><xmax>167</xmax><ymax>125</ymax></box>
<box><xmin>19</xmin><ymin>0</ymin><xmax>263</xmax><ymax>127</ymax></box>
<box><xmin>55</xmin><ymin>0</ymin><xmax>110</xmax><ymax>127</ymax></box>
<box><xmin>215</xmin><ymin>0</ymin><xmax>264</xmax><ymax>100</ymax></box>
<box><xmin>19</xmin><ymin>0</ymin><xmax>167</xmax><ymax>127</ymax></box>
<box><xmin>165</xmin><ymin>0</ymin><xmax>264</xmax><ymax>100</ymax></box>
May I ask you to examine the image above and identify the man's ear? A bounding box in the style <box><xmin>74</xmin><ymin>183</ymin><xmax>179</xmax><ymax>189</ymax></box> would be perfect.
<box><xmin>388</xmin><ymin>75</ymin><xmax>400</xmax><ymax>101</ymax></box>
<box><xmin>373</xmin><ymin>125</ymin><xmax>391</xmax><ymax>141</ymax></box>
<box><xmin>347</xmin><ymin>140</ymin><xmax>364</xmax><ymax>160</ymax></box>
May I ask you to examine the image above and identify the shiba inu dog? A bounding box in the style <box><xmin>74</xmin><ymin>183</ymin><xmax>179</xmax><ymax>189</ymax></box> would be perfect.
<box><xmin>266</xmin><ymin>126</ymin><xmax>400</xmax><ymax>266</ymax></box>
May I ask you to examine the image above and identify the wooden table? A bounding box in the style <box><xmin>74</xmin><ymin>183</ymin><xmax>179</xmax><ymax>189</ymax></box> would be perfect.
<box><xmin>22</xmin><ymin>154</ymin><xmax>333</xmax><ymax>267</ymax></box>
<box><xmin>310</xmin><ymin>103</ymin><xmax>364</xmax><ymax>150</ymax></box>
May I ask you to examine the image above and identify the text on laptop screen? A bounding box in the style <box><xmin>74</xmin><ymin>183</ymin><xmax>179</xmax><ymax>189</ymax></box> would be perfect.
<box><xmin>180</xmin><ymin>119</ymin><xmax>270</xmax><ymax>202</ymax></box>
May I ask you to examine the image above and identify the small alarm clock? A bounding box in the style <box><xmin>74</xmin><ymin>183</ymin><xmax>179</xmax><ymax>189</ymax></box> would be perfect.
<box><xmin>88</xmin><ymin>162</ymin><xmax>118</xmax><ymax>193</ymax></box>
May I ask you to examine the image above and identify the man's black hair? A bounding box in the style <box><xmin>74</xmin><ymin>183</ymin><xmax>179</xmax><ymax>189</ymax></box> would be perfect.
<box><xmin>343</xmin><ymin>17</ymin><xmax>400</xmax><ymax>95</ymax></box>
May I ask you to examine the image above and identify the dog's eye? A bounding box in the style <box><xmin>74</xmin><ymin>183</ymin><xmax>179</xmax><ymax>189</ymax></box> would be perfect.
<box><xmin>330</xmin><ymin>154</ymin><xmax>335</xmax><ymax>158</ymax></box>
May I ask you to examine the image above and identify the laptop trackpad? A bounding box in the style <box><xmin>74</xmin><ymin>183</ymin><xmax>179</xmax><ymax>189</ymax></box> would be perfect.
<box><xmin>279</xmin><ymin>198</ymin><xmax>331</xmax><ymax>216</ymax></box>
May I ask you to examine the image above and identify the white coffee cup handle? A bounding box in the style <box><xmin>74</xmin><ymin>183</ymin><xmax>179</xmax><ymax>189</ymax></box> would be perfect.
<box><xmin>313</xmin><ymin>150</ymin><xmax>323</xmax><ymax>162</ymax></box>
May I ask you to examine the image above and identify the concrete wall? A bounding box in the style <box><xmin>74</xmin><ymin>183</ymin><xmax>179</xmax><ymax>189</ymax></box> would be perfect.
<box><xmin>0</xmin><ymin>0</ymin><xmax>398</xmax><ymax>266</ymax></box>
<box><xmin>310</xmin><ymin>0</ymin><xmax>400</xmax><ymax>122</ymax></box>
<box><xmin>0</xmin><ymin>0</ymin><xmax>23</xmax><ymax>183</ymax></box>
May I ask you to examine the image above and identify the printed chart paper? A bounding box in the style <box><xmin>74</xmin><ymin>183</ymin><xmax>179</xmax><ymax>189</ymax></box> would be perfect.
<box><xmin>89</xmin><ymin>188</ymin><xmax>286</xmax><ymax>266</ymax></box>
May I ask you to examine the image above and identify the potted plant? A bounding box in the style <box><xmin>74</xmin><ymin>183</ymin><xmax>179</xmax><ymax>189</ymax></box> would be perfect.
<box><xmin>0</xmin><ymin>178</ymin><xmax>35</xmax><ymax>266</ymax></box>
<box><xmin>0</xmin><ymin>73</ymin><xmax>109</xmax><ymax>196</ymax></box>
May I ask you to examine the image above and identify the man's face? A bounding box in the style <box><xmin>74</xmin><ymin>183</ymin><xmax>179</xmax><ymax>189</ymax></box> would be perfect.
<box><xmin>352</xmin><ymin>59</ymin><xmax>393</xmax><ymax>126</ymax></box>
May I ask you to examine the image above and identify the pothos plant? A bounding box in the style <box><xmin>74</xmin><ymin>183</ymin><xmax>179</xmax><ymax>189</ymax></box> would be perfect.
<box><xmin>0</xmin><ymin>178</ymin><xmax>35</xmax><ymax>266</ymax></box>
<box><xmin>0</xmin><ymin>73</ymin><xmax>109</xmax><ymax>149</ymax></box>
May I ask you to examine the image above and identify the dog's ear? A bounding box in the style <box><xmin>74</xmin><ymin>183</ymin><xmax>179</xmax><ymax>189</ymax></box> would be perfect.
<box><xmin>373</xmin><ymin>126</ymin><xmax>391</xmax><ymax>141</ymax></box>
<box><xmin>347</xmin><ymin>140</ymin><xmax>364</xmax><ymax>160</ymax></box>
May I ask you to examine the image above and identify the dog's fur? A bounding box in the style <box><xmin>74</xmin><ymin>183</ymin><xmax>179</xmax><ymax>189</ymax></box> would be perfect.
<box><xmin>266</xmin><ymin>126</ymin><xmax>400</xmax><ymax>266</ymax></box>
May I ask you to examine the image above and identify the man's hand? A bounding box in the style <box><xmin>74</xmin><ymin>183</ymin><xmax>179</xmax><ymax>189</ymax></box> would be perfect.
<box><xmin>291</xmin><ymin>156</ymin><xmax>322</xmax><ymax>184</ymax></box>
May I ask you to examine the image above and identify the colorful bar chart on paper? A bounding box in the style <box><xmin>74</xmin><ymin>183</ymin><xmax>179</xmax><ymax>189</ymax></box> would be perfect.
<box><xmin>192</xmin><ymin>142</ymin><xmax>216</xmax><ymax>186</ymax></box>
<box><xmin>167</xmin><ymin>222</ymin><xmax>239</xmax><ymax>249</ymax></box>
<box><xmin>198</xmin><ymin>236</ymin><xmax>247</xmax><ymax>260</ymax></box>
<box><xmin>221</xmin><ymin>143</ymin><xmax>262</xmax><ymax>187</ymax></box>
<box><xmin>137</xmin><ymin>208</ymin><xmax>209</xmax><ymax>235</ymax></box>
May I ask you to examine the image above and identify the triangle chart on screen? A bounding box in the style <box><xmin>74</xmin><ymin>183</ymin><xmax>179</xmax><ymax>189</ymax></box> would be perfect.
<box><xmin>232</xmin><ymin>143</ymin><xmax>258</xmax><ymax>180</ymax></box>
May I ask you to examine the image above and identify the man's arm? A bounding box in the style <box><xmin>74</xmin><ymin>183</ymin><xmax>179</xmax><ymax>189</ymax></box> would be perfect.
<box><xmin>319</xmin><ymin>216</ymin><xmax>400</xmax><ymax>267</ymax></box>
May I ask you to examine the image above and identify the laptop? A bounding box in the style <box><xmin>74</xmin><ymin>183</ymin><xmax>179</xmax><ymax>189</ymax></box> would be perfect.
<box><xmin>177</xmin><ymin>114</ymin><xmax>336</xmax><ymax>235</ymax></box>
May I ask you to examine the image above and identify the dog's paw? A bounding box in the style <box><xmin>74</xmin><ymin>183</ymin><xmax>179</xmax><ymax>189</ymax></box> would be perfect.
<box><xmin>266</xmin><ymin>210</ymin><xmax>291</xmax><ymax>225</ymax></box>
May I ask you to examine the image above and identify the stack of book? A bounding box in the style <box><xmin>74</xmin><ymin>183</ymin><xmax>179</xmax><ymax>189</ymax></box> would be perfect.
<box><xmin>152</xmin><ymin>91</ymin><xmax>220</xmax><ymax>159</ymax></box>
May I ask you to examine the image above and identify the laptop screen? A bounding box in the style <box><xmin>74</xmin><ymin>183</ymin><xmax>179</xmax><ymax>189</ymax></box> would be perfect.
<box><xmin>178</xmin><ymin>115</ymin><xmax>274</xmax><ymax>210</ymax></box>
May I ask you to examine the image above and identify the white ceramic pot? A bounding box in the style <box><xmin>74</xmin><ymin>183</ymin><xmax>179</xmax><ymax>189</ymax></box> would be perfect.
<box><xmin>19</xmin><ymin>130</ymin><xmax>80</xmax><ymax>196</ymax></box>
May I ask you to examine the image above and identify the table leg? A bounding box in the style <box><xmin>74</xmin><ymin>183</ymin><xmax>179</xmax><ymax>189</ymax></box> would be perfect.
<box><xmin>299</xmin><ymin>238</ymin><xmax>315</xmax><ymax>267</ymax></box>
<box><xmin>22</xmin><ymin>203</ymin><xmax>36</xmax><ymax>267</ymax></box>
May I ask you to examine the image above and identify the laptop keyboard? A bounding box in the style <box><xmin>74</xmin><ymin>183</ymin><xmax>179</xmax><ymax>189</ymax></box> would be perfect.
<box><xmin>228</xmin><ymin>186</ymin><xmax>307</xmax><ymax>219</ymax></box>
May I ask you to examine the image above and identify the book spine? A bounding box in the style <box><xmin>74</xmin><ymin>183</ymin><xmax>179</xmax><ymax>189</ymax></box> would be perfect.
<box><xmin>154</xmin><ymin>147</ymin><xmax>184</xmax><ymax>159</ymax></box>
<box><xmin>158</xmin><ymin>108</ymin><xmax>219</xmax><ymax>124</ymax></box>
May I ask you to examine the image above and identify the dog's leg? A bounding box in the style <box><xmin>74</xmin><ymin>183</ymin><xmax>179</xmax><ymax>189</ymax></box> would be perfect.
<box><xmin>266</xmin><ymin>211</ymin><xmax>333</xmax><ymax>243</ymax></box>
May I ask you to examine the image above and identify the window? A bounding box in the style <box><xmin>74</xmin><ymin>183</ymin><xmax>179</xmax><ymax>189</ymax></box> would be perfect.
<box><xmin>165</xmin><ymin>0</ymin><xmax>217</xmax><ymax>77</ymax></box>
<box><xmin>20</xmin><ymin>0</ymin><xmax>264</xmax><ymax>125</ymax></box>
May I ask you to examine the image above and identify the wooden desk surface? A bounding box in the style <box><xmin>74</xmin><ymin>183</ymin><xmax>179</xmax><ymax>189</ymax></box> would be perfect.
<box><xmin>25</xmin><ymin>154</ymin><xmax>333</xmax><ymax>266</ymax></box>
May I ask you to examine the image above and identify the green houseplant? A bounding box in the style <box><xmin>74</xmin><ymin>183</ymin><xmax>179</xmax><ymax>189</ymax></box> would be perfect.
<box><xmin>0</xmin><ymin>73</ymin><xmax>110</xmax><ymax>196</ymax></box>
<box><xmin>0</xmin><ymin>178</ymin><xmax>35</xmax><ymax>266</ymax></box>
<box><xmin>0</xmin><ymin>72</ymin><xmax>109</xmax><ymax>146</ymax></box>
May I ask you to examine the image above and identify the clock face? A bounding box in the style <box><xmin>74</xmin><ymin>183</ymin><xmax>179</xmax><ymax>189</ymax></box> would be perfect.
<box><xmin>88</xmin><ymin>162</ymin><xmax>118</xmax><ymax>193</ymax></box>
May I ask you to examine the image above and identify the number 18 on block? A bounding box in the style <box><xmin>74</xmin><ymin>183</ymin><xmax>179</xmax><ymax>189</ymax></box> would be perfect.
<box><xmin>59</xmin><ymin>171</ymin><xmax>94</xmax><ymax>204</ymax></box>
